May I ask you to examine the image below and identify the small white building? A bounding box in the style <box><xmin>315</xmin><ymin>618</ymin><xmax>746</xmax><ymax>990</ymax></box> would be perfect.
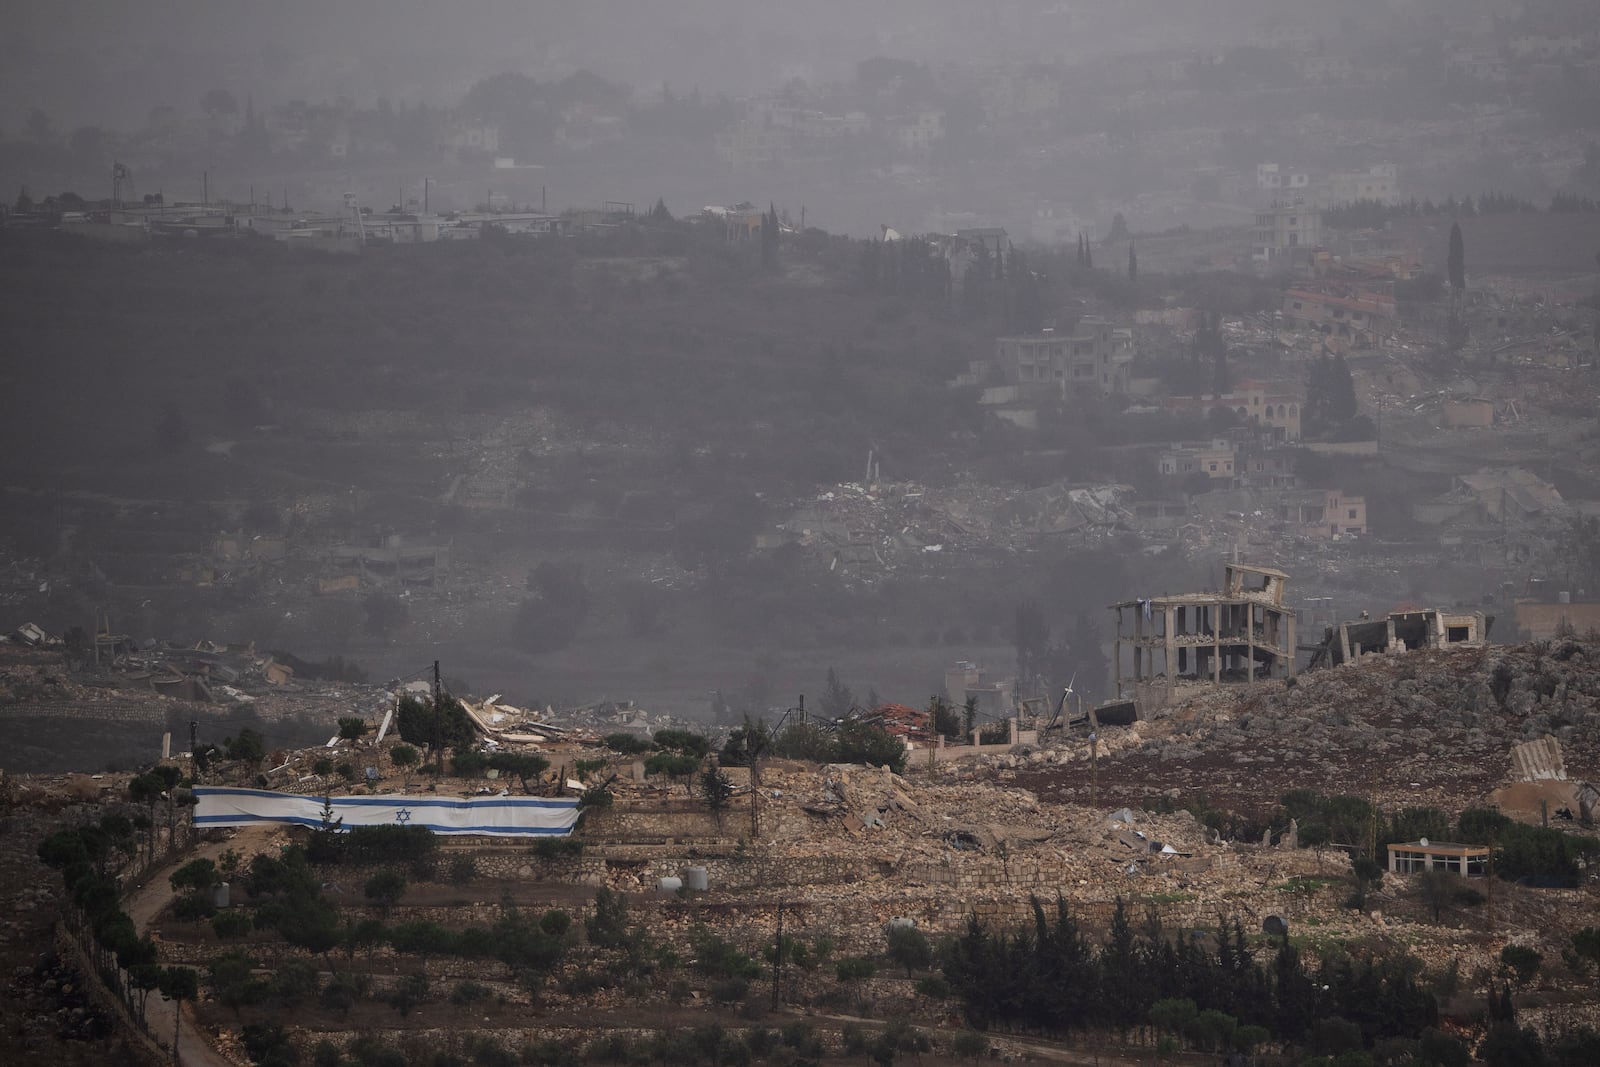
<box><xmin>1387</xmin><ymin>839</ymin><xmax>1489</xmax><ymax>877</ymax></box>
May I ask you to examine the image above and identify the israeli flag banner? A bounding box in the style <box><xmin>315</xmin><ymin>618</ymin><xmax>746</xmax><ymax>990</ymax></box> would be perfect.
<box><xmin>193</xmin><ymin>787</ymin><xmax>581</xmax><ymax>837</ymax></box>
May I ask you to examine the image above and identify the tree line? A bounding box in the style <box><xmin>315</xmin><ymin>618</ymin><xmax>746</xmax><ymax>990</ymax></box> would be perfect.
<box><xmin>1324</xmin><ymin>191</ymin><xmax>1600</xmax><ymax>230</ymax></box>
<box><xmin>938</xmin><ymin>896</ymin><xmax>1597</xmax><ymax>1065</ymax></box>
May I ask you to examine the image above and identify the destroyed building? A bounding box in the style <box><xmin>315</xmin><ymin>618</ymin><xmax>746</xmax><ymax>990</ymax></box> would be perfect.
<box><xmin>324</xmin><ymin>539</ymin><xmax>452</xmax><ymax>592</ymax></box>
<box><xmin>1111</xmin><ymin>563</ymin><xmax>1296</xmax><ymax>716</ymax></box>
<box><xmin>944</xmin><ymin>661</ymin><xmax>1015</xmax><ymax>720</ymax></box>
<box><xmin>1313</xmin><ymin>607</ymin><xmax>1490</xmax><ymax>668</ymax></box>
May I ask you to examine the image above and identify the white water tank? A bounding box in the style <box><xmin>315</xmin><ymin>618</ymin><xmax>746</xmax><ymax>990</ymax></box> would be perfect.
<box><xmin>656</xmin><ymin>876</ymin><xmax>683</xmax><ymax>895</ymax></box>
<box><xmin>683</xmin><ymin>866</ymin><xmax>708</xmax><ymax>892</ymax></box>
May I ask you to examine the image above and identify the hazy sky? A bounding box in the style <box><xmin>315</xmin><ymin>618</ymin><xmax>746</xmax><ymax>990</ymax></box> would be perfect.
<box><xmin>1</xmin><ymin>0</ymin><xmax>1372</xmax><ymax>131</ymax></box>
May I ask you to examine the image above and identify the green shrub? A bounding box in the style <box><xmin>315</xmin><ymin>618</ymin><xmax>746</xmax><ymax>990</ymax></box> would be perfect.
<box><xmin>268</xmin><ymin>959</ymin><xmax>320</xmax><ymax>1006</ymax></box>
<box><xmin>450</xmin><ymin>980</ymin><xmax>491</xmax><ymax>1006</ymax></box>
<box><xmin>1493</xmin><ymin>823</ymin><xmax>1599</xmax><ymax>885</ymax></box>
<box><xmin>170</xmin><ymin>858</ymin><xmax>220</xmax><ymax>892</ymax></box>
<box><xmin>1500</xmin><ymin>944</ymin><xmax>1543</xmax><ymax>989</ymax></box>
<box><xmin>363</xmin><ymin>868</ymin><xmax>407</xmax><ymax>913</ymax></box>
<box><xmin>523</xmin><ymin>1039</ymin><xmax>578</xmax><ymax>1067</ymax></box>
<box><xmin>585</xmin><ymin>1033</ymin><xmax>633</xmax><ymax>1063</ymax></box>
<box><xmin>449</xmin><ymin>855</ymin><xmax>477</xmax><ymax>885</ymax></box>
<box><xmin>559</xmin><ymin>969</ymin><xmax>610</xmax><ymax>997</ymax></box>
<box><xmin>952</xmin><ymin>1030</ymin><xmax>988</xmax><ymax>1063</ymax></box>
<box><xmin>842</xmin><ymin>1023</ymin><xmax>870</xmax><ymax>1057</ymax></box>
<box><xmin>171</xmin><ymin>890</ymin><xmax>216</xmax><ymax>921</ymax></box>
<box><xmin>602</xmin><ymin>733</ymin><xmax>651</xmax><ymax>755</ymax></box>
<box><xmin>469</xmin><ymin>1036</ymin><xmax>519</xmax><ymax>1067</ymax></box>
<box><xmin>452</xmin><ymin>748</ymin><xmax>490</xmax><ymax>777</ymax></box>
<box><xmin>835</xmin><ymin>957</ymin><xmax>876</xmax><ymax>982</ymax></box>
<box><xmin>210</xmin><ymin>910</ymin><xmax>253</xmax><ymax>940</ymax></box>
<box><xmin>710</xmin><ymin>977</ymin><xmax>750</xmax><ymax>1003</ymax></box>
<box><xmin>531</xmin><ymin>838</ymin><xmax>585</xmax><ymax>860</ymax></box>
<box><xmin>383</xmin><ymin>972</ymin><xmax>430</xmax><ymax>1017</ymax></box>
<box><xmin>395</xmin><ymin>694</ymin><xmax>476</xmax><ymax>752</ymax></box>
<box><xmin>694</xmin><ymin>931</ymin><xmax>762</xmax><ymax>980</ymax></box>
<box><xmin>744</xmin><ymin>1028</ymin><xmax>779</xmax><ymax>1057</ymax></box>
<box><xmin>342</xmin><ymin>824</ymin><xmax>438</xmax><ymax>866</ymax></box>
<box><xmin>833</xmin><ymin>720</ymin><xmax>907</xmax><ymax>774</ymax></box>
<box><xmin>312</xmin><ymin>1039</ymin><xmax>341</xmax><ymax>1067</ymax></box>
<box><xmin>241</xmin><ymin>1021</ymin><xmax>296</xmax><ymax>1066</ymax></box>
<box><xmin>653</xmin><ymin>729</ymin><xmax>711</xmax><ymax>756</ymax></box>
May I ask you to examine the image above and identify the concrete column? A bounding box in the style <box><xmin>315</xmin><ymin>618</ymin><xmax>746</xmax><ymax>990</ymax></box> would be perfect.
<box><xmin>1114</xmin><ymin>606</ymin><xmax>1124</xmax><ymax>696</ymax></box>
<box><xmin>1163</xmin><ymin>605</ymin><xmax>1177</xmax><ymax>700</ymax></box>
<box><xmin>1212</xmin><ymin>605</ymin><xmax>1222</xmax><ymax>684</ymax></box>
<box><xmin>1247</xmin><ymin>604</ymin><xmax>1257</xmax><ymax>685</ymax></box>
<box><xmin>1134</xmin><ymin>604</ymin><xmax>1144</xmax><ymax>684</ymax></box>
<box><xmin>1286</xmin><ymin>612</ymin><xmax>1297</xmax><ymax>678</ymax></box>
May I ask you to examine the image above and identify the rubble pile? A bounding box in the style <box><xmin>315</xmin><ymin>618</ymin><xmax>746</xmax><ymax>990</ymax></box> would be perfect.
<box><xmin>774</xmin><ymin>479</ymin><xmax>1136</xmax><ymax>583</ymax></box>
<box><xmin>594</xmin><ymin>761</ymin><xmax>1271</xmax><ymax>943</ymax></box>
<box><xmin>1019</xmin><ymin>640</ymin><xmax>1600</xmax><ymax>813</ymax></box>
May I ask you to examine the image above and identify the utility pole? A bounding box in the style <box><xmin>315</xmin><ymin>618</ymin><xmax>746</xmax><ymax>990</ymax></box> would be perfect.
<box><xmin>1089</xmin><ymin>730</ymin><xmax>1098</xmax><ymax>808</ymax></box>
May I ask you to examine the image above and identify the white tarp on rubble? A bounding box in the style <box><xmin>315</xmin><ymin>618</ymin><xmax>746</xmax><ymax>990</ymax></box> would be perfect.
<box><xmin>193</xmin><ymin>787</ymin><xmax>581</xmax><ymax>836</ymax></box>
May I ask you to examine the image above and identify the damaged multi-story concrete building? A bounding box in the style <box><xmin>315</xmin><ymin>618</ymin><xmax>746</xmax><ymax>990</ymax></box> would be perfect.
<box><xmin>1110</xmin><ymin>562</ymin><xmax>1296</xmax><ymax>716</ymax></box>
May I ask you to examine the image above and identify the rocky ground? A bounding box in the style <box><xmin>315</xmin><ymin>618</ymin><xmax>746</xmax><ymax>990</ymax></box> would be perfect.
<box><xmin>5</xmin><ymin>637</ymin><xmax>1600</xmax><ymax>1063</ymax></box>
<box><xmin>1013</xmin><ymin>640</ymin><xmax>1600</xmax><ymax>817</ymax></box>
<box><xmin>0</xmin><ymin>772</ymin><xmax>149</xmax><ymax>1066</ymax></box>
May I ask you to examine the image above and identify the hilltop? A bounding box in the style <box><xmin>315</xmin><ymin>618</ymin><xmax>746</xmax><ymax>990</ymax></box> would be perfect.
<box><xmin>1017</xmin><ymin>639</ymin><xmax>1600</xmax><ymax>827</ymax></box>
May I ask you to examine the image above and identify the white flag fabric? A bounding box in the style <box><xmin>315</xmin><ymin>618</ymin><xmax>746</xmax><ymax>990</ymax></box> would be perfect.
<box><xmin>193</xmin><ymin>787</ymin><xmax>581</xmax><ymax>837</ymax></box>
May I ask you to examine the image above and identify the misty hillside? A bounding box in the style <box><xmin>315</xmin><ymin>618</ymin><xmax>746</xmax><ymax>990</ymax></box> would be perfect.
<box><xmin>0</xmin><ymin>228</ymin><xmax>988</xmax><ymax>500</ymax></box>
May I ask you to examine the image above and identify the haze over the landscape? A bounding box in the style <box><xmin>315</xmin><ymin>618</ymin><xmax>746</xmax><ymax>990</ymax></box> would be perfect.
<box><xmin>2</xmin><ymin>4</ymin><xmax>1600</xmax><ymax>1064</ymax></box>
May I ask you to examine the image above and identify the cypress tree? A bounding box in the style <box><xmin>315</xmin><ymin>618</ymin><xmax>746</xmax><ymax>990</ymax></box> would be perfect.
<box><xmin>1447</xmin><ymin>222</ymin><xmax>1465</xmax><ymax>292</ymax></box>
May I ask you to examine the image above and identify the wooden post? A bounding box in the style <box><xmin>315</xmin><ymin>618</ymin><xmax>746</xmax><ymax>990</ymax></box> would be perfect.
<box><xmin>1090</xmin><ymin>731</ymin><xmax>1098</xmax><ymax>808</ymax></box>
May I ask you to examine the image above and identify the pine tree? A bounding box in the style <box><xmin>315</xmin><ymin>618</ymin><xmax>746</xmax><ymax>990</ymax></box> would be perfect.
<box><xmin>1099</xmin><ymin>898</ymin><xmax>1145</xmax><ymax>1033</ymax></box>
<box><xmin>821</xmin><ymin>667</ymin><xmax>854</xmax><ymax>719</ymax></box>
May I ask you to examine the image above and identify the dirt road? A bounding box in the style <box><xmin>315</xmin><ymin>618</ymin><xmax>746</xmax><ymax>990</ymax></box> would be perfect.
<box><xmin>125</xmin><ymin>828</ymin><xmax>271</xmax><ymax>1067</ymax></box>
